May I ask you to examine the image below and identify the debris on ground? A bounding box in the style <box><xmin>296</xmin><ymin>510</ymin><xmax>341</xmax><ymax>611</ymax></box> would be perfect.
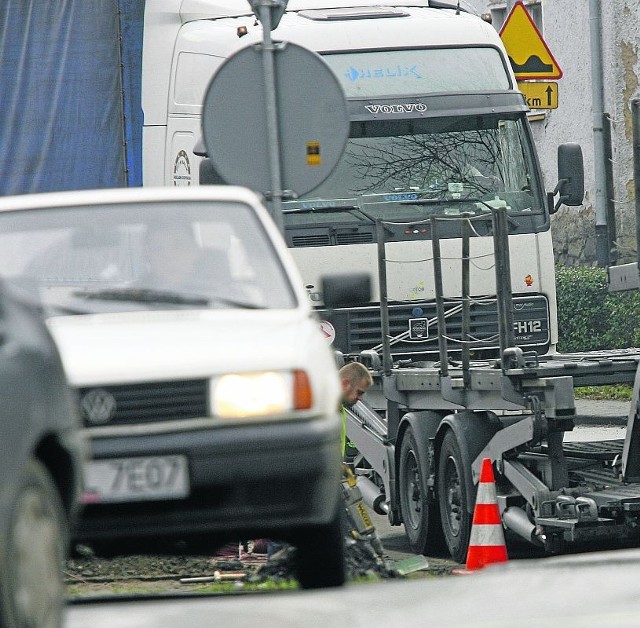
<box><xmin>210</xmin><ymin>537</ymin><xmax>401</xmax><ymax>585</ymax></box>
<box><xmin>67</xmin><ymin>535</ymin><xmax>404</xmax><ymax>593</ymax></box>
<box><xmin>66</xmin><ymin>520</ymin><xmax>447</xmax><ymax>596</ymax></box>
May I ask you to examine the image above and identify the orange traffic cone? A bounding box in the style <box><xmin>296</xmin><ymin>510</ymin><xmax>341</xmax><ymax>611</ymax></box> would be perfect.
<box><xmin>463</xmin><ymin>457</ymin><xmax>508</xmax><ymax>571</ymax></box>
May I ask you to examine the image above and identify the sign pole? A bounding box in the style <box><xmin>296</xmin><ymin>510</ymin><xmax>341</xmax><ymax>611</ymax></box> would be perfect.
<box><xmin>201</xmin><ymin>2</ymin><xmax>349</xmax><ymax>215</ymax></box>
<box><xmin>253</xmin><ymin>0</ymin><xmax>287</xmax><ymax>234</ymax></box>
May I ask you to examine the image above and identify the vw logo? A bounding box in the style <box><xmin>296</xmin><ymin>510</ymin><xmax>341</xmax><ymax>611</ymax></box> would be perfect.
<box><xmin>81</xmin><ymin>389</ymin><xmax>117</xmax><ymax>425</ymax></box>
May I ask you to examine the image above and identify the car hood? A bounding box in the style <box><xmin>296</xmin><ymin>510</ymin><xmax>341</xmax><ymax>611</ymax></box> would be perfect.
<box><xmin>46</xmin><ymin>309</ymin><xmax>320</xmax><ymax>387</ymax></box>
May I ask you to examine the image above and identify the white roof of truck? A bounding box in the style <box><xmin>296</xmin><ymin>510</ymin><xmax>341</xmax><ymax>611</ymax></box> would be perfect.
<box><xmin>179</xmin><ymin>0</ymin><xmax>478</xmax><ymax>21</ymax></box>
<box><xmin>175</xmin><ymin>4</ymin><xmax>498</xmax><ymax>56</ymax></box>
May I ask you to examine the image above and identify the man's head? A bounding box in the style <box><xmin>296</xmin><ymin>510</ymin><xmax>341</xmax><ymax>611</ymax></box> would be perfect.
<box><xmin>339</xmin><ymin>362</ymin><xmax>373</xmax><ymax>408</ymax></box>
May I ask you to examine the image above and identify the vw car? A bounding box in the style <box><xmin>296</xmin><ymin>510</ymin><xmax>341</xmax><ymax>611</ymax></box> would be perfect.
<box><xmin>0</xmin><ymin>186</ymin><xmax>354</xmax><ymax>589</ymax></box>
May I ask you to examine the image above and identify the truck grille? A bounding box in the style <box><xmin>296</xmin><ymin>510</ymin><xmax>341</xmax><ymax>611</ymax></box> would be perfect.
<box><xmin>287</xmin><ymin>228</ymin><xmax>375</xmax><ymax>247</ymax></box>
<box><xmin>318</xmin><ymin>295</ymin><xmax>550</xmax><ymax>357</ymax></box>
<box><xmin>78</xmin><ymin>380</ymin><xmax>208</xmax><ymax>427</ymax></box>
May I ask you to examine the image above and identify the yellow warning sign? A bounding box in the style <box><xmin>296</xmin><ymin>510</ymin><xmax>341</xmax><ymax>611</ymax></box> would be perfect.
<box><xmin>306</xmin><ymin>141</ymin><xmax>321</xmax><ymax>166</ymax></box>
<box><xmin>518</xmin><ymin>81</ymin><xmax>558</xmax><ymax>109</ymax></box>
<box><xmin>499</xmin><ymin>1</ymin><xmax>562</xmax><ymax>80</ymax></box>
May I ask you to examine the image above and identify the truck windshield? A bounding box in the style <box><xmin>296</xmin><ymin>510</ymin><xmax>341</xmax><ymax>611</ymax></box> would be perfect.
<box><xmin>283</xmin><ymin>113</ymin><xmax>545</xmax><ymax>233</ymax></box>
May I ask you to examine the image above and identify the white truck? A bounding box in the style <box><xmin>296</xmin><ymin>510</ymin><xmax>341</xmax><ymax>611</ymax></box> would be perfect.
<box><xmin>143</xmin><ymin>0</ymin><xmax>566</xmax><ymax>361</ymax></box>
<box><xmin>142</xmin><ymin>0</ymin><xmax>640</xmax><ymax>564</ymax></box>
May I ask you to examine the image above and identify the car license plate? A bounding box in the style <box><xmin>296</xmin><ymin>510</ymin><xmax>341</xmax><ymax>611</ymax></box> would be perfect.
<box><xmin>82</xmin><ymin>455</ymin><xmax>189</xmax><ymax>503</ymax></box>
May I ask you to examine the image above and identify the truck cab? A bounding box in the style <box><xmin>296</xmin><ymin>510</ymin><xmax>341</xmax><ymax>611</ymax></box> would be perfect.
<box><xmin>143</xmin><ymin>0</ymin><xmax>570</xmax><ymax>364</ymax></box>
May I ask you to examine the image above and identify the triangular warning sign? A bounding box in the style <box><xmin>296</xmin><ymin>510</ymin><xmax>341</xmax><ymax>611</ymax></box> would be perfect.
<box><xmin>499</xmin><ymin>1</ymin><xmax>562</xmax><ymax>80</ymax></box>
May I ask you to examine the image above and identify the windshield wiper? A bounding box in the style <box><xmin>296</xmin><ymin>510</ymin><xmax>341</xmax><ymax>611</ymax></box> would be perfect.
<box><xmin>74</xmin><ymin>288</ymin><xmax>209</xmax><ymax>306</ymax></box>
<box><xmin>74</xmin><ymin>288</ymin><xmax>265</xmax><ymax>310</ymax></box>
<box><xmin>400</xmin><ymin>196</ymin><xmax>484</xmax><ymax>206</ymax></box>
<box><xmin>283</xmin><ymin>203</ymin><xmax>359</xmax><ymax>214</ymax></box>
<box><xmin>283</xmin><ymin>201</ymin><xmax>378</xmax><ymax>225</ymax></box>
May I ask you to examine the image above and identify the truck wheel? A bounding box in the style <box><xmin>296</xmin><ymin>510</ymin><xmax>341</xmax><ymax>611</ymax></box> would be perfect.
<box><xmin>399</xmin><ymin>426</ymin><xmax>442</xmax><ymax>554</ymax></box>
<box><xmin>0</xmin><ymin>458</ymin><xmax>68</xmax><ymax>628</ymax></box>
<box><xmin>294</xmin><ymin>507</ymin><xmax>346</xmax><ymax>589</ymax></box>
<box><xmin>438</xmin><ymin>430</ymin><xmax>472</xmax><ymax>563</ymax></box>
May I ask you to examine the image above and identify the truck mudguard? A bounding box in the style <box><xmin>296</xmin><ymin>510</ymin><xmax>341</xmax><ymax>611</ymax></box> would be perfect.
<box><xmin>437</xmin><ymin>411</ymin><xmax>502</xmax><ymax>514</ymax></box>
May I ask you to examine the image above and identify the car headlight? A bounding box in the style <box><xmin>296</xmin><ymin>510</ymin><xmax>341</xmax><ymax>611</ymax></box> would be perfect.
<box><xmin>211</xmin><ymin>370</ymin><xmax>312</xmax><ymax>418</ymax></box>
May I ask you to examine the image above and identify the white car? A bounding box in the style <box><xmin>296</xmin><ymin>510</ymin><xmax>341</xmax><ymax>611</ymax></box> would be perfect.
<box><xmin>0</xmin><ymin>185</ymin><xmax>367</xmax><ymax>589</ymax></box>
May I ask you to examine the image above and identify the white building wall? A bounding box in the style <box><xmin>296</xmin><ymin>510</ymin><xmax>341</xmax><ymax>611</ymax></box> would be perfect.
<box><xmin>465</xmin><ymin>0</ymin><xmax>640</xmax><ymax>265</ymax></box>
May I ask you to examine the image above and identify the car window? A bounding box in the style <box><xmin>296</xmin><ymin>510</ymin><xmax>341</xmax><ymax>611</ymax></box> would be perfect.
<box><xmin>0</xmin><ymin>201</ymin><xmax>297</xmax><ymax>312</ymax></box>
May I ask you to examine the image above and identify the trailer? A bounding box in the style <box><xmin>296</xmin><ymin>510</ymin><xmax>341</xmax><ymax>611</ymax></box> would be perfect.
<box><xmin>344</xmin><ymin>200</ymin><xmax>640</xmax><ymax>562</ymax></box>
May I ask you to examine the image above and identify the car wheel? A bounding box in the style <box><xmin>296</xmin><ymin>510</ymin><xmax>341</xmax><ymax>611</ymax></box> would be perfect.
<box><xmin>294</xmin><ymin>507</ymin><xmax>346</xmax><ymax>589</ymax></box>
<box><xmin>0</xmin><ymin>458</ymin><xmax>68</xmax><ymax>628</ymax></box>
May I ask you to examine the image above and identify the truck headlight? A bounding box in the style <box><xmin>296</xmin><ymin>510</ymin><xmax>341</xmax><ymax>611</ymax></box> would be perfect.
<box><xmin>211</xmin><ymin>370</ymin><xmax>312</xmax><ymax>418</ymax></box>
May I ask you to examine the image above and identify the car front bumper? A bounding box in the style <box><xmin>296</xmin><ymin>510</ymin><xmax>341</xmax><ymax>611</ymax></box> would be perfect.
<box><xmin>73</xmin><ymin>414</ymin><xmax>342</xmax><ymax>544</ymax></box>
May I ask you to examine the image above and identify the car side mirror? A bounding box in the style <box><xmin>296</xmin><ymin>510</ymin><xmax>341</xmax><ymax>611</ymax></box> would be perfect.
<box><xmin>550</xmin><ymin>143</ymin><xmax>584</xmax><ymax>213</ymax></box>
<box><xmin>321</xmin><ymin>273</ymin><xmax>371</xmax><ymax>309</ymax></box>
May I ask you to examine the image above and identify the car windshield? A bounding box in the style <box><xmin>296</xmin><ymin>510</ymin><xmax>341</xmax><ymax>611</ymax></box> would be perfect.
<box><xmin>0</xmin><ymin>200</ymin><xmax>297</xmax><ymax>314</ymax></box>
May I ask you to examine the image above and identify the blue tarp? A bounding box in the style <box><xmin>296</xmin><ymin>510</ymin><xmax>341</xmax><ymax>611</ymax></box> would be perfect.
<box><xmin>0</xmin><ymin>0</ymin><xmax>143</xmax><ymax>195</ymax></box>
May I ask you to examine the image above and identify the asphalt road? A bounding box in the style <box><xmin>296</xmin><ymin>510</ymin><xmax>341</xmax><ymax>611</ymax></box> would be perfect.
<box><xmin>574</xmin><ymin>398</ymin><xmax>629</xmax><ymax>425</ymax></box>
<box><xmin>66</xmin><ymin>400</ymin><xmax>640</xmax><ymax>627</ymax></box>
<box><xmin>65</xmin><ymin>547</ymin><xmax>640</xmax><ymax>628</ymax></box>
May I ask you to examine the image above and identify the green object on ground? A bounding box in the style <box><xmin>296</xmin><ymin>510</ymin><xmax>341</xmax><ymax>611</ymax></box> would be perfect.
<box><xmin>393</xmin><ymin>555</ymin><xmax>430</xmax><ymax>576</ymax></box>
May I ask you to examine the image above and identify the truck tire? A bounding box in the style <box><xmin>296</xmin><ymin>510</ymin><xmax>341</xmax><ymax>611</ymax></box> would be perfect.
<box><xmin>294</xmin><ymin>507</ymin><xmax>346</xmax><ymax>589</ymax></box>
<box><xmin>438</xmin><ymin>430</ymin><xmax>473</xmax><ymax>563</ymax></box>
<box><xmin>399</xmin><ymin>426</ymin><xmax>442</xmax><ymax>554</ymax></box>
<box><xmin>0</xmin><ymin>458</ymin><xmax>68</xmax><ymax>628</ymax></box>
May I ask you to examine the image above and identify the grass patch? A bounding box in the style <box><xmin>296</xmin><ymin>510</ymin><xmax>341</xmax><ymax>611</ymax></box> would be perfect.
<box><xmin>194</xmin><ymin>579</ymin><xmax>299</xmax><ymax>594</ymax></box>
<box><xmin>574</xmin><ymin>384</ymin><xmax>633</xmax><ymax>401</ymax></box>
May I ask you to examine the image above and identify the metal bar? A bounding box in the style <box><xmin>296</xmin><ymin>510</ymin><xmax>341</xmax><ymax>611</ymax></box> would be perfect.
<box><xmin>622</xmin><ymin>359</ymin><xmax>640</xmax><ymax>482</ymax></box>
<box><xmin>256</xmin><ymin>4</ymin><xmax>285</xmax><ymax>234</ymax></box>
<box><xmin>461</xmin><ymin>214</ymin><xmax>471</xmax><ymax>388</ymax></box>
<box><xmin>501</xmin><ymin>459</ymin><xmax>551</xmax><ymax>513</ymax></box>
<box><xmin>431</xmin><ymin>216</ymin><xmax>449</xmax><ymax>376</ymax></box>
<box><xmin>376</xmin><ymin>220</ymin><xmax>392</xmax><ymax>375</ymax></box>
<box><xmin>546</xmin><ymin>430</ymin><xmax>569</xmax><ymax>490</ymax></box>
<box><xmin>492</xmin><ymin>209</ymin><xmax>507</xmax><ymax>358</ymax></box>
<box><xmin>492</xmin><ymin>207</ymin><xmax>515</xmax><ymax>363</ymax></box>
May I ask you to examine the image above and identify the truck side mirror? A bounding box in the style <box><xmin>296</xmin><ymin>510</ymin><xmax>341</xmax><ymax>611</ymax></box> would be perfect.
<box><xmin>550</xmin><ymin>143</ymin><xmax>584</xmax><ymax>213</ymax></box>
<box><xmin>321</xmin><ymin>273</ymin><xmax>371</xmax><ymax>309</ymax></box>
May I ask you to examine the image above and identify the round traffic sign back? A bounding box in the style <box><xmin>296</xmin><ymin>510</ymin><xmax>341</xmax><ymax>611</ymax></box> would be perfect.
<box><xmin>202</xmin><ymin>41</ymin><xmax>349</xmax><ymax>197</ymax></box>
